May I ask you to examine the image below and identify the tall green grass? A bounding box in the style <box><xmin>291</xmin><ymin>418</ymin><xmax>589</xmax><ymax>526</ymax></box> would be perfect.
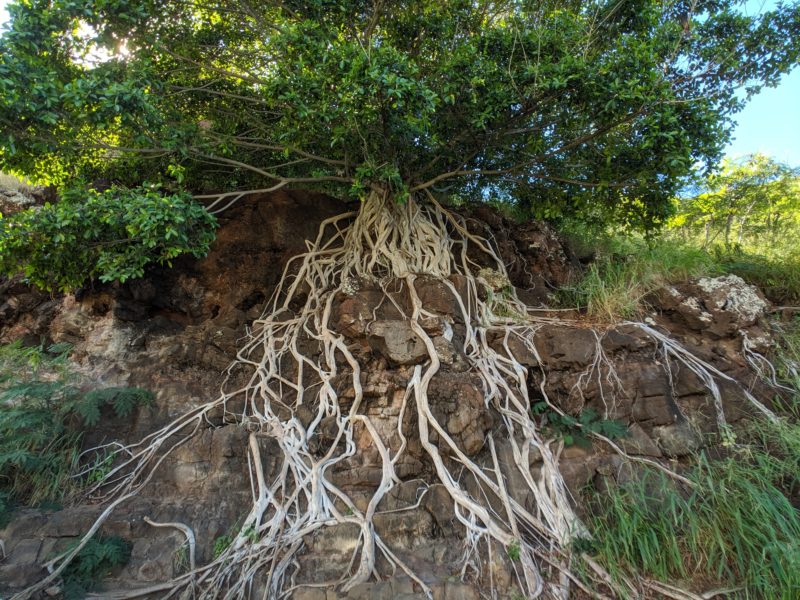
<box><xmin>0</xmin><ymin>171</ymin><xmax>29</xmax><ymax>192</ymax></box>
<box><xmin>559</xmin><ymin>236</ymin><xmax>720</xmax><ymax>321</ymax></box>
<box><xmin>714</xmin><ymin>246</ymin><xmax>800</xmax><ymax>306</ymax></box>
<box><xmin>560</xmin><ymin>227</ymin><xmax>800</xmax><ymax>320</ymax></box>
<box><xmin>773</xmin><ymin>317</ymin><xmax>800</xmax><ymax>393</ymax></box>
<box><xmin>584</xmin><ymin>418</ymin><xmax>800</xmax><ymax>598</ymax></box>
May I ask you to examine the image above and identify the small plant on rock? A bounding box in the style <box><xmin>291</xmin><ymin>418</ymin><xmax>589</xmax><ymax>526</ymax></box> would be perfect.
<box><xmin>60</xmin><ymin>535</ymin><xmax>132</xmax><ymax>600</ymax></box>
<box><xmin>172</xmin><ymin>543</ymin><xmax>190</xmax><ymax>575</ymax></box>
<box><xmin>532</xmin><ymin>402</ymin><xmax>627</xmax><ymax>448</ymax></box>
<box><xmin>506</xmin><ymin>540</ymin><xmax>521</xmax><ymax>562</ymax></box>
<box><xmin>212</xmin><ymin>534</ymin><xmax>233</xmax><ymax>560</ymax></box>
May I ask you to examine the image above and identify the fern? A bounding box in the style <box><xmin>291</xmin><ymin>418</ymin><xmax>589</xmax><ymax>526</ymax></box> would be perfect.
<box><xmin>73</xmin><ymin>394</ymin><xmax>103</xmax><ymax>427</ymax></box>
<box><xmin>0</xmin><ymin>341</ymin><xmax>153</xmax><ymax>514</ymax></box>
<box><xmin>61</xmin><ymin>535</ymin><xmax>132</xmax><ymax>600</ymax></box>
<box><xmin>0</xmin><ymin>340</ymin><xmax>72</xmax><ymax>381</ymax></box>
<box><xmin>79</xmin><ymin>387</ymin><xmax>154</xmax><ymax>425</ymax></box>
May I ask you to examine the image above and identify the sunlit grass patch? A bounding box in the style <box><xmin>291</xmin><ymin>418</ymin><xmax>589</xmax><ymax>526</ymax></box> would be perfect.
<box><xmin>559</xmin><ymin>236</ymin><xmax>720</xmax><ymax>321</ymax></box>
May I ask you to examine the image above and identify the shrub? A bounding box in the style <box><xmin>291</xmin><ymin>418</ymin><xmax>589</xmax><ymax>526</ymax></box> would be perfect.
<box><xmin>0</xmin><ymin>185</ymin><xmax>217</xmax><ymax>292</ymax></box>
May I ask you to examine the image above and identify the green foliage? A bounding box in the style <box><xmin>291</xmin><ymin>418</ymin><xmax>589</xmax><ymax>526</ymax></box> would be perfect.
<box><xmin>663</xmin><ymin>154</ymin><xmax>800</xmax><ymax>304</ymax></box>
<box><xmin>212</xmin><ymin>534</ymin><xmax>233</xmax><ymax>559</ymax></box>
<box><xmin>241</xmin><ymin>524</ymin><xmax>258</xmax><ymax>543</ymax></box>
<box><xmin>1</xmin><ymin>0</ymin><xmax>798</xmax><ymax>237</ymax></box>
<box><xmin>0</xmin><ymin>341</ymin><xmax>154</xmax><ymax>519</ymax></box>
<box><xmin>0</xmin><ymin>489</ymin><xmax>14</xmax><ymax>528</ymax></box>
<box><xmin>0</xmin><ymin>185</ymin><xmax>217</xmax><ymax>292</ymax></box>
<box><xmin>670</xmin><ymin>154</ymin><xmax>800</xmax><ymax>251</ymax></box>
<box><xmin>76</xmin><ymin>386</ymin><xmax>155</xmax><ymax>427</ymax></box>
<box><xmin>559</xmin><ymin>233</ymin><xmax>720</xmax><ymax>321</ymax></box>
<box><xmin>585</xmin><ymin>419</ymin><xmax>800</xmax><ymax>598</ymax></box>
<box><xmin>772</xmin><ymin>316</ymin><xmax>800</xmax><ymax>397</ymax></box>
<box><xmin>172</xmin><ymin>543</ymin><xmax>190</xmax><ymax>574</ymax></box>
<box><xmin>506</xmin><ymin>539</ymin><xmax>521</xmax><ymax>562</ymax></box>
<box><xmin>563</xmin><ymin>201</ymin><xmax>800</xmax><ymax>320</ymax></box>
<box><xmin>713</xmin><ymin>246</ymin><xmax>800</xmax><ymax>306</ymax></box>
<box><xmin>532</xmin><ymin>402</ymin><xmax>627</xmax><ymax>448</ymax></box>
<box><xmin>61</xmin><ymin>535</ymin><xmax>132</xmax><ymax>600</ymax></box>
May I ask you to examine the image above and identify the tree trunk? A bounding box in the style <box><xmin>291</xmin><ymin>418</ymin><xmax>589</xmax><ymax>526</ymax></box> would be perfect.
<box><xmin>724</xmin><ymin>213</ymin><xmax>734</xmax><ymax>248</ymax></box>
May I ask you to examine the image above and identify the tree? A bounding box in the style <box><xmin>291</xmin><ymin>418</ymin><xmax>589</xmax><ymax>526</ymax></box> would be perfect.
<box><xmin>2</xmin><ymin>2</ymin><xmax>798</xmax><ymax>599</ymax></box>
<box><xmin>1</xmin><ymin>1</ymin><xmax>798</xmax><ymax>238</ymax></box>
<box><xmin>671</xmin><ymin>154</ymin><xmax>800</xmax><ymax>249</ymax></box>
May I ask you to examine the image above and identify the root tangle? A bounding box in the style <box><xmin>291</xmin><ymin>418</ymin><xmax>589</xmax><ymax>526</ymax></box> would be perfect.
<box><xmin>12</xmin><ymin>190</ymin><xmax>778</xmax><ymax>600</ymax></box>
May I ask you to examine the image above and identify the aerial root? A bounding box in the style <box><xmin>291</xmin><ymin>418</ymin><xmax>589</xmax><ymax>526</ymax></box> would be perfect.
<box><xmin>630</xmin><ymin>321</ymin><xmax>778</xmax><ymax>426</ymax></box>
<box><xmin>12</xmin><ymin>190</ymin><xmax>785</xmax><ymax>600</ymax></box>
<box><xmin>144</xmin><ymin>518</ymin><xmax>197</xmax><ymax>572</ymax></box>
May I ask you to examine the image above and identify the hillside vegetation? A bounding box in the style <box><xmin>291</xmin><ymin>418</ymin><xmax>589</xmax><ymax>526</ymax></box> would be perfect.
<box><xmin>561</xmin><ymin>154</ymin><xmax>800</xmax><ymax>319</ymax></box>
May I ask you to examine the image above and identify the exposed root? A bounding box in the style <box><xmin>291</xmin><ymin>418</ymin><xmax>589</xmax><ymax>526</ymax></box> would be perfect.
<box><xmin>629</xmin><ymin>322</ymin><xmax>778</xmax><ymax>426</ymax></box>
<box><xmin>11</xmin><ymin>190</ymin><xmax>785</xmax><ymax>600</ymax></box>
<box><xmin>144</xmin><ymin>517</ymin><xmax>197</xmax><ymax>572</ymax></box>
<box><xmin>742</xmin><ymin>330</ymin><xmax>796</xmax><ymax>394</ymax></box>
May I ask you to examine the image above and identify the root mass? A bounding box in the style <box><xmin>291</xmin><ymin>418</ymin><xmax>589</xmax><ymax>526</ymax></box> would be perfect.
<box><xmin>14</xmin><ymin>191</ymin><xmax>776</xmax><ymax>600</ymax></box>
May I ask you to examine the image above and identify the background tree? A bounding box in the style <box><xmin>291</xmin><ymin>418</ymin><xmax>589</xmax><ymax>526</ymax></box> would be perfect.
<box><xmin>671</xmin><ymin>154</ymin><xmax>800</xmax><ymax>249</ymax></box>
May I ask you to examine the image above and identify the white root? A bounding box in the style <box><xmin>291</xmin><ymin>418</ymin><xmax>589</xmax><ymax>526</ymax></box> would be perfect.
<box><xmin>144</xmin><ymin>517</ymin><xmax>197</xmax><ymax>572</ymax></box>
<box><xmin>13</xmin><ymin>190</ymin><xmax>784</xmax><ymax>600</ymax></box>
<box><xmin>629</xmin><ymin>322</ymin><xmax>778</xmax><ymax>425</ymax></box>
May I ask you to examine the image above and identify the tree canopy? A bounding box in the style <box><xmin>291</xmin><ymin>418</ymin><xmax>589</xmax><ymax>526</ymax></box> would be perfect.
<box><xmin>1</xmin><ymin>0</ymin><xmax>799</xmax><ymax>287</ymax></box>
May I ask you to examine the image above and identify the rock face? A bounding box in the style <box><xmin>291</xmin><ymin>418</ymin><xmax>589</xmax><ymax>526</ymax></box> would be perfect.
<box><xmin>0</xmin><ymin>187</ymin><xmax>37</xmax><ymax>216</ymax></box>
<box><xmin>0</xmin><ymin>191</ymin><xmax>778</xmax><ymax>598</ymax></box>
<box><xmin>658</xmin><ymin>274</ymin><xmax>771</xmax><ymax>341</ymax></box>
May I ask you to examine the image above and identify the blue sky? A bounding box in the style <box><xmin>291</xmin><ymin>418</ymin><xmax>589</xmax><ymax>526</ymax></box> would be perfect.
<box><xmin>725</xmin><ymin>68</ymin><xmax>800</xmax><ymax>165</ymax></box>
<box><xmin>0</xmin><ymin>0</ymin><xmax>798</xmax><ymax>166</ymax></box>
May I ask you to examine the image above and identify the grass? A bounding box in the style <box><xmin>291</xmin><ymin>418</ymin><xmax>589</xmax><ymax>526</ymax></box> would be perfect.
<box><xmin>559</xmin><ymin>235</ymin><xmax>720</xmax><ymax>321</ymax></box>
<box><xmin>583</xmin><ymin>416</ymin><xmax>800</xmax><ymax>599</ymax></box>
<box><xmin>0</xmin><ymin>171</ymin><xmax>34</xmax><ymax>197</ymax></box>
<box><xmin>559</xmin><ymin>227</ymin><xmax>800</xmax><ymax>321</ymax></box>
<box><xmin>560</xmin><ymin>225</ymin><xmax>800</xmax><ymax>596</ymax></box>
<box><xmin>714</xmin><ymin>246</ymin><xmax>800</xmax><ymax>306</ymax></box>
<box><xmin>773</xmin><ymin>316</ymin><xmax>800</xmax><ymax>393</ymax></box>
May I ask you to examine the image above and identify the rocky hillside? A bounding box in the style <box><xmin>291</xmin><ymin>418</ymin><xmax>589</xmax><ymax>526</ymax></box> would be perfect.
<box><xmin>0</xmin><ymin>190</ymin><xmax>782</xmax><ymax>599</ymax></box>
